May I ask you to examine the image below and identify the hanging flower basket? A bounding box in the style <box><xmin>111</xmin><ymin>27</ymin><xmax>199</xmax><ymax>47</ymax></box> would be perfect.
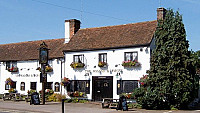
<box><xmin>45</xmin><ymin>66</ymin><xmax>53</xmax><ymax>72</ymax></box>
<box><xmin>5</xmin><ymin>77</ymin><xmax>14</xmax><ymax>86</ymax></box>
<box><xmin>98</xmin><ymin>61</ymin><xmax>107</xmax><ymax>67</ymax></box>
<box><xmin>8</xmin><ymin>67</ymin><xmax>18</xmax><ymax>72</ymax></box>
<box><xmin>122</xmin><ymin>60</ymin><xmax>141</xmax><ymax>67</ymax></box>
<box><xmin>61</xmin><ymin>77</ymin><xmax>70</xmax><ymax>87</ymax></box>
<box><xmin>36</xmin><ymin>66</ymin><xmax>53</xmax><ymax>72</ymax></box>
<box><xmin>70</xmin><ymin>62</ymin><xmax>85</xmax><ymax>68</ymax></box>
<box><xmin>9</xmin><ymin>88</ymin><xmax>17</xmax><ymax>93</ymax></box>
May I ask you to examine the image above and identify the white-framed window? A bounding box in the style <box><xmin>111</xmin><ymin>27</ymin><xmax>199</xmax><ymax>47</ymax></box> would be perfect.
<box><xmin>124</xmin><ymin>52</ymin><xmax>138</xmax><ymax>61</ymax></box>
<box><xmin>20</xmin><ymin>82</ymin><xmax>25</xmax><ymax>91</ymax></box>
<box><xmin>54</xmin><ymin>82</ymin><xmax>60</xmax><ymax>92</ymax></box>
<box><xmin>99</xmin><ymin>53</ymin><xmax>107</xmax><ymax>63</ymax></box>
<box><xmin>6</xmin><ymin>61</ymin><xmax>17</xmax><ymax>70</ymax></box>
<box><xmin>73</xmin><ymin>54</ymin><xmax>84</xmax><ymax>63</ymax></box>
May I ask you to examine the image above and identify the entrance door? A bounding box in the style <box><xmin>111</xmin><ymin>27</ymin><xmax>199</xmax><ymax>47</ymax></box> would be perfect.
<box><xmin>92</xmin><ymin>76</ymin><xmax>113</xmax><ymax>101</ymax></box>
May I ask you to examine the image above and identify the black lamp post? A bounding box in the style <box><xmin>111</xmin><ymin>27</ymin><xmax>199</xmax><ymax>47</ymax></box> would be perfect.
<box><xmin>39</xmin><ymin>42</ymin><xmax>49</xmax><ymax>105</ymax></box>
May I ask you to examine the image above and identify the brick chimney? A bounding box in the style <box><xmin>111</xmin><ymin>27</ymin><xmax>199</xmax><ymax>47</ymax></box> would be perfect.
<box><xmin>157</xmin><ymin>7</ymin><xmax>166</xmax><ymax>21</ymax></box>
<box><xmin>65</xmin><ymin>19</ymin><xmax>80</xmax><ymax>43</ymax></box>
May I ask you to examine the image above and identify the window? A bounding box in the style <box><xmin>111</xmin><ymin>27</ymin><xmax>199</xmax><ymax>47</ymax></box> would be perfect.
<box><xmin>20</xmin><ymin>82</ymin><xmax>25</xmax><ymax>91</ymax></box>
<box><xmin>5</xmin><ymin>84</ymin><xmax>11</xmax><ymax>90</ymax></box>
<box><xmin>73</xmin><ymin>55</ymin><xmax>84</xmax><ymax>63</ymax></box>
<box><xmin>99</xmin><ymin>53</ymin><xmax>107</xmax><ymax>63</ymax></box>
<box><xmin>46</xmin><ymin>82</ymin><xmax>53</xmax><ymax>89</ymax></box>
<box><xmin>124</xmin><ymin>52</ymin><xmax>138</xmax><ymax>61</ymax></box>
<box><xmin>68</xmin><ymin>80</ymin><xmax>90</xmax><ymax>94</ymax></box>
<box><xmin>30</xmin><ymin>82</ymin><xmax>37</xmax><ymax>90</ymax></box>
<box><xmin>117</xmin><ymin>80</ymin><xmax>138</xmax><ymax>95</ymax></box>
<box><xmin>54</xmin><ymin>82</ymin><xmax>60</xmax><ymax>92</ymax></box>
<box><xmin>6</xmin><ymin>61</ymin><xmax>17</xmax><ymax>70</ymax></box>
<box><xmin>6</xmin><ymin>62</ymin><xmax>10</xmax><ymax>70</ymax></box>
<box><xmin>5</xmin><ymin>81</ymin><xmax>16</xmax><ymax>90</ymax></box>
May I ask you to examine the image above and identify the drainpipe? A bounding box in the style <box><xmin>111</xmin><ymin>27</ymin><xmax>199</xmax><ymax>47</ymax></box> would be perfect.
<box><xmin>61</xmin><ymin>59</ymin><xmax>63</xmax><ymax>94</ymax></box>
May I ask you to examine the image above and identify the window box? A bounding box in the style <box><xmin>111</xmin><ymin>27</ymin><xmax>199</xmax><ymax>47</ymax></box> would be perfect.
<box><xmin>98</xmin><ymin>61</ymin><xmax>107</xmax><ymax>67</ymax></box>
<box><xmin>122</xmin><ymin>60</ymin><xmax>141</xmax><ymax>67</ymax></box>
<box><xmin>8</xmin><ymin>67</ymin><xmax>18</xmax><ymax>72</ymax></box>
<box><xmin>70</xmin><ymin>62</ymin><xmax>85</xmax><ymax>68</ymax></box>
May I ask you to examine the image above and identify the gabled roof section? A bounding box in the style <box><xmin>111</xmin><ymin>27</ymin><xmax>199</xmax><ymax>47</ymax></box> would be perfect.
<box><xmin>63</xmin><ymin>20</ymin><xmax>157</xmax><ymax>52</ymax></box>
<box><xmin>0</xmin><ymin>38</ymin><xmax>65</xmax><ymax>61</ymax></box>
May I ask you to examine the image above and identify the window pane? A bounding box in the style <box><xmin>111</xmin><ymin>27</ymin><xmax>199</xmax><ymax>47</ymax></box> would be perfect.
<box><xmin>74</xmin><ymin>56</ymin><xmax>79</xmax><ymax>63</ymax></box>
<box><xmin>68</xmin><ymin>80</ymin><xmax>90</xmax><ymax>94</ymax></box>
<box><xmin>30</xmin><ymin>82</ymin><xmax>37</xmax><ymax>90</ymax></box>
<box><xmin>20</xmin><ymin>82</ymin><xmax>25</xmax><ymax>91</ymax></box>
<box><xmin>46</xmin><ymin>82</ymin><xmax>53</xmax><ymax>89</ymax></box>
<box><xmin>12</xmin><ymin>82</ymin><xmax>16</xmax><ymax>89</ymax></box>
<box><xmin>132</xmin><ymin>52</ymin><xmax>138</xmax><ymax>61</ymax></box>
<box><xmin>99</xmin><ymin>54</ymin><xmax>107</xmax><ymax>62</ymax></box>
<box><xmin>104</xmin><ymin>54</ymin><xmax>107</xmax><ymax>62</ymax></box>
<box><xmin>54</xmin><ymin>82</ymin><xmax>60</xmax><ymax>92</ymax></box>
<box><xmin>122</xmin><ymin>81</ymin><xmax>138</xmax><ymax>93</ymax></box>
<box><xmin>125</xmin><ymin>53</ymin><xmax>131</xmax><ymax>61</ymax></box>
<box><xmin>6</xmin><ymin>62</ymin><xmax>10</xmax><ymax>70</ymax></box>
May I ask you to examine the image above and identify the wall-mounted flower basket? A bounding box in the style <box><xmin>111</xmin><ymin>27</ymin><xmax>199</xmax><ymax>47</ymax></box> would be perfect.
<box><xmin>5</xmin><ymin>77</ymin><xmax>14</xmax><ymax>86</ymax></box>
<box><xmin>9</xmin><ymin>88</ymin><xmax>17</xmax><ymax>93</ymax></box>
<box><xmin>45</xmin><ymin>66</ymin><xmax>53</xmax><ymax>72</ymax></box>
<box><xmin>70</xmin><ymin>62</ymin><xmax>85</xmax><ymax>68</ymax></box>
<box><xmin>98</xmin><ymin>62</ymin><xmax>107</xmax><ymax>67</ymax></box>
<box><xmin>36</xmin><ymin>66</ymin><xmax>53</xmax><ymax>72</ymax></box>
<box><xmin>122</xmin><ymin>60</ymin><xmax>141</xmax><ymax>67</ymax></box>
<box><xmin>8</xmin><ymin>67</ymin><xmax>18</xmax><ymax>72</ymax></box>
<box><xmin>61</xmin><ymin>77</ymin><xmax>70</xmax><ymax>87</ymax></box>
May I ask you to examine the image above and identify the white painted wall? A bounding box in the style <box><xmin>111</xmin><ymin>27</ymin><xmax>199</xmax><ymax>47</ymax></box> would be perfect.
<box><xmin>64</xmin><ymin>46</ymin><xmax>151</xmax><ymax>99</ymax></box>
<box><xmin>0</xmin><ymin>59</ymin><xmax>64</xmax><ymax>95</ymax></box>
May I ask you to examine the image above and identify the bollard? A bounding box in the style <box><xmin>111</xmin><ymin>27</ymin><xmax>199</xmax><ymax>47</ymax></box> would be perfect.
<box><xmin>62</xmin><ymin>99</ymin><xmax>64</xmax><ymax>113</ymax></box>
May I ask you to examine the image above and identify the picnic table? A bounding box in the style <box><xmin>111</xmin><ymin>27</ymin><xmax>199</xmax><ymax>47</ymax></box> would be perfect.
<box><xmin>102</xmin><ymin>98</ymin><xmax>119</xmax><ymax>108</ymax></box>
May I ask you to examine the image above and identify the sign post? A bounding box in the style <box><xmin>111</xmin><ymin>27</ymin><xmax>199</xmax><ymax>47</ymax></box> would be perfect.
<box><xmin>38</xmin><ymin>42</ymin><xmax>49</xmax><ymax>105</ymax></box>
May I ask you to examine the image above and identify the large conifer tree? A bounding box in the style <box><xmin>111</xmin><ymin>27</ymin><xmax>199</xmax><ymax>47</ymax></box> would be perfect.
<box><xmin>134</xmin><ymin>9</ymin><xmax>198</xmax><ymax>109</ymax></box>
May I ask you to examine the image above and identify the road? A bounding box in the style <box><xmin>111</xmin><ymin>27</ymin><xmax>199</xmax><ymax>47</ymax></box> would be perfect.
<box><xmin>0</xmin><ymin>100</ymin><xmax>200</xmax><ymax>113</ymax></box>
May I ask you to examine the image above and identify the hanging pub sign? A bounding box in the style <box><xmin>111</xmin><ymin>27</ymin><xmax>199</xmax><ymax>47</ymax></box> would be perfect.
<box><xmin>39</xmin><ymin>42</ymin><xmax>49</xmax><ymax>64</ymax></box>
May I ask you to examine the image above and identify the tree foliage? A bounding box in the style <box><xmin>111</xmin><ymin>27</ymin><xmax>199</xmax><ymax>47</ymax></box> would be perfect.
<box><xmin>134</xmin><ymin>9</ymin><xmax>198</xmax><ymax>110</ymax></box>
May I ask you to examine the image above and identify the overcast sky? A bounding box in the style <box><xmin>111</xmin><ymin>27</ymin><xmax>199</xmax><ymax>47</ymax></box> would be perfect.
<box><xmin>0</xmin><ymin>0</ymin><xmax>199</xmax><ymax>51</ymax></box>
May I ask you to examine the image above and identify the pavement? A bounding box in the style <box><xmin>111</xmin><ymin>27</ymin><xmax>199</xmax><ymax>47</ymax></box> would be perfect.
<box><xmin>1</xmin><ymin>100</ymin><xmax>200</xmax><ymax>113</ymax></box>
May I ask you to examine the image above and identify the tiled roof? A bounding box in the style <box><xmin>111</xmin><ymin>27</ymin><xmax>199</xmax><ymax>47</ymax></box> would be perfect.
<box><xmin>63</xmin><ymin>20</ymin><xmax>157</xmax><ymax>52</ymax></box>
<box><xmin>0</xmin><ymin>38</ymin><xmax>65</xmax><ymax>61</ymax></box>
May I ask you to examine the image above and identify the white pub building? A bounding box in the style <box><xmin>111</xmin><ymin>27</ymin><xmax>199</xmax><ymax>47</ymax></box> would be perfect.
<box><xmin>0</xmin><ymin>8</ymin><xmax>165</xmax><ymax>101</ymax></box>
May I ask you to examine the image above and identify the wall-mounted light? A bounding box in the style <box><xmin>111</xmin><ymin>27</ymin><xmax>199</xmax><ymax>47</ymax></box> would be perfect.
<box><xmin>140</xmin><ymin>48</ymin><xmax>143</xmax><ymax>52</ymax></box>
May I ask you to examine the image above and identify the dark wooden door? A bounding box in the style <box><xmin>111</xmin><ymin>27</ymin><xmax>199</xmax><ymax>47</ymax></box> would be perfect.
<box><xmin>92</xmin><ymin>76</ymin><xmax>113</xmax><ymax>101</ymax></box>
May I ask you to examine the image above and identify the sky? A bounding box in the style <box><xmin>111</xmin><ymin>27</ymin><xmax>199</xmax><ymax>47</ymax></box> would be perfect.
<box><xmin>0</xmin><ymin>0</ymin><xmax>199</xmax><ymax>51</ymax></box>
